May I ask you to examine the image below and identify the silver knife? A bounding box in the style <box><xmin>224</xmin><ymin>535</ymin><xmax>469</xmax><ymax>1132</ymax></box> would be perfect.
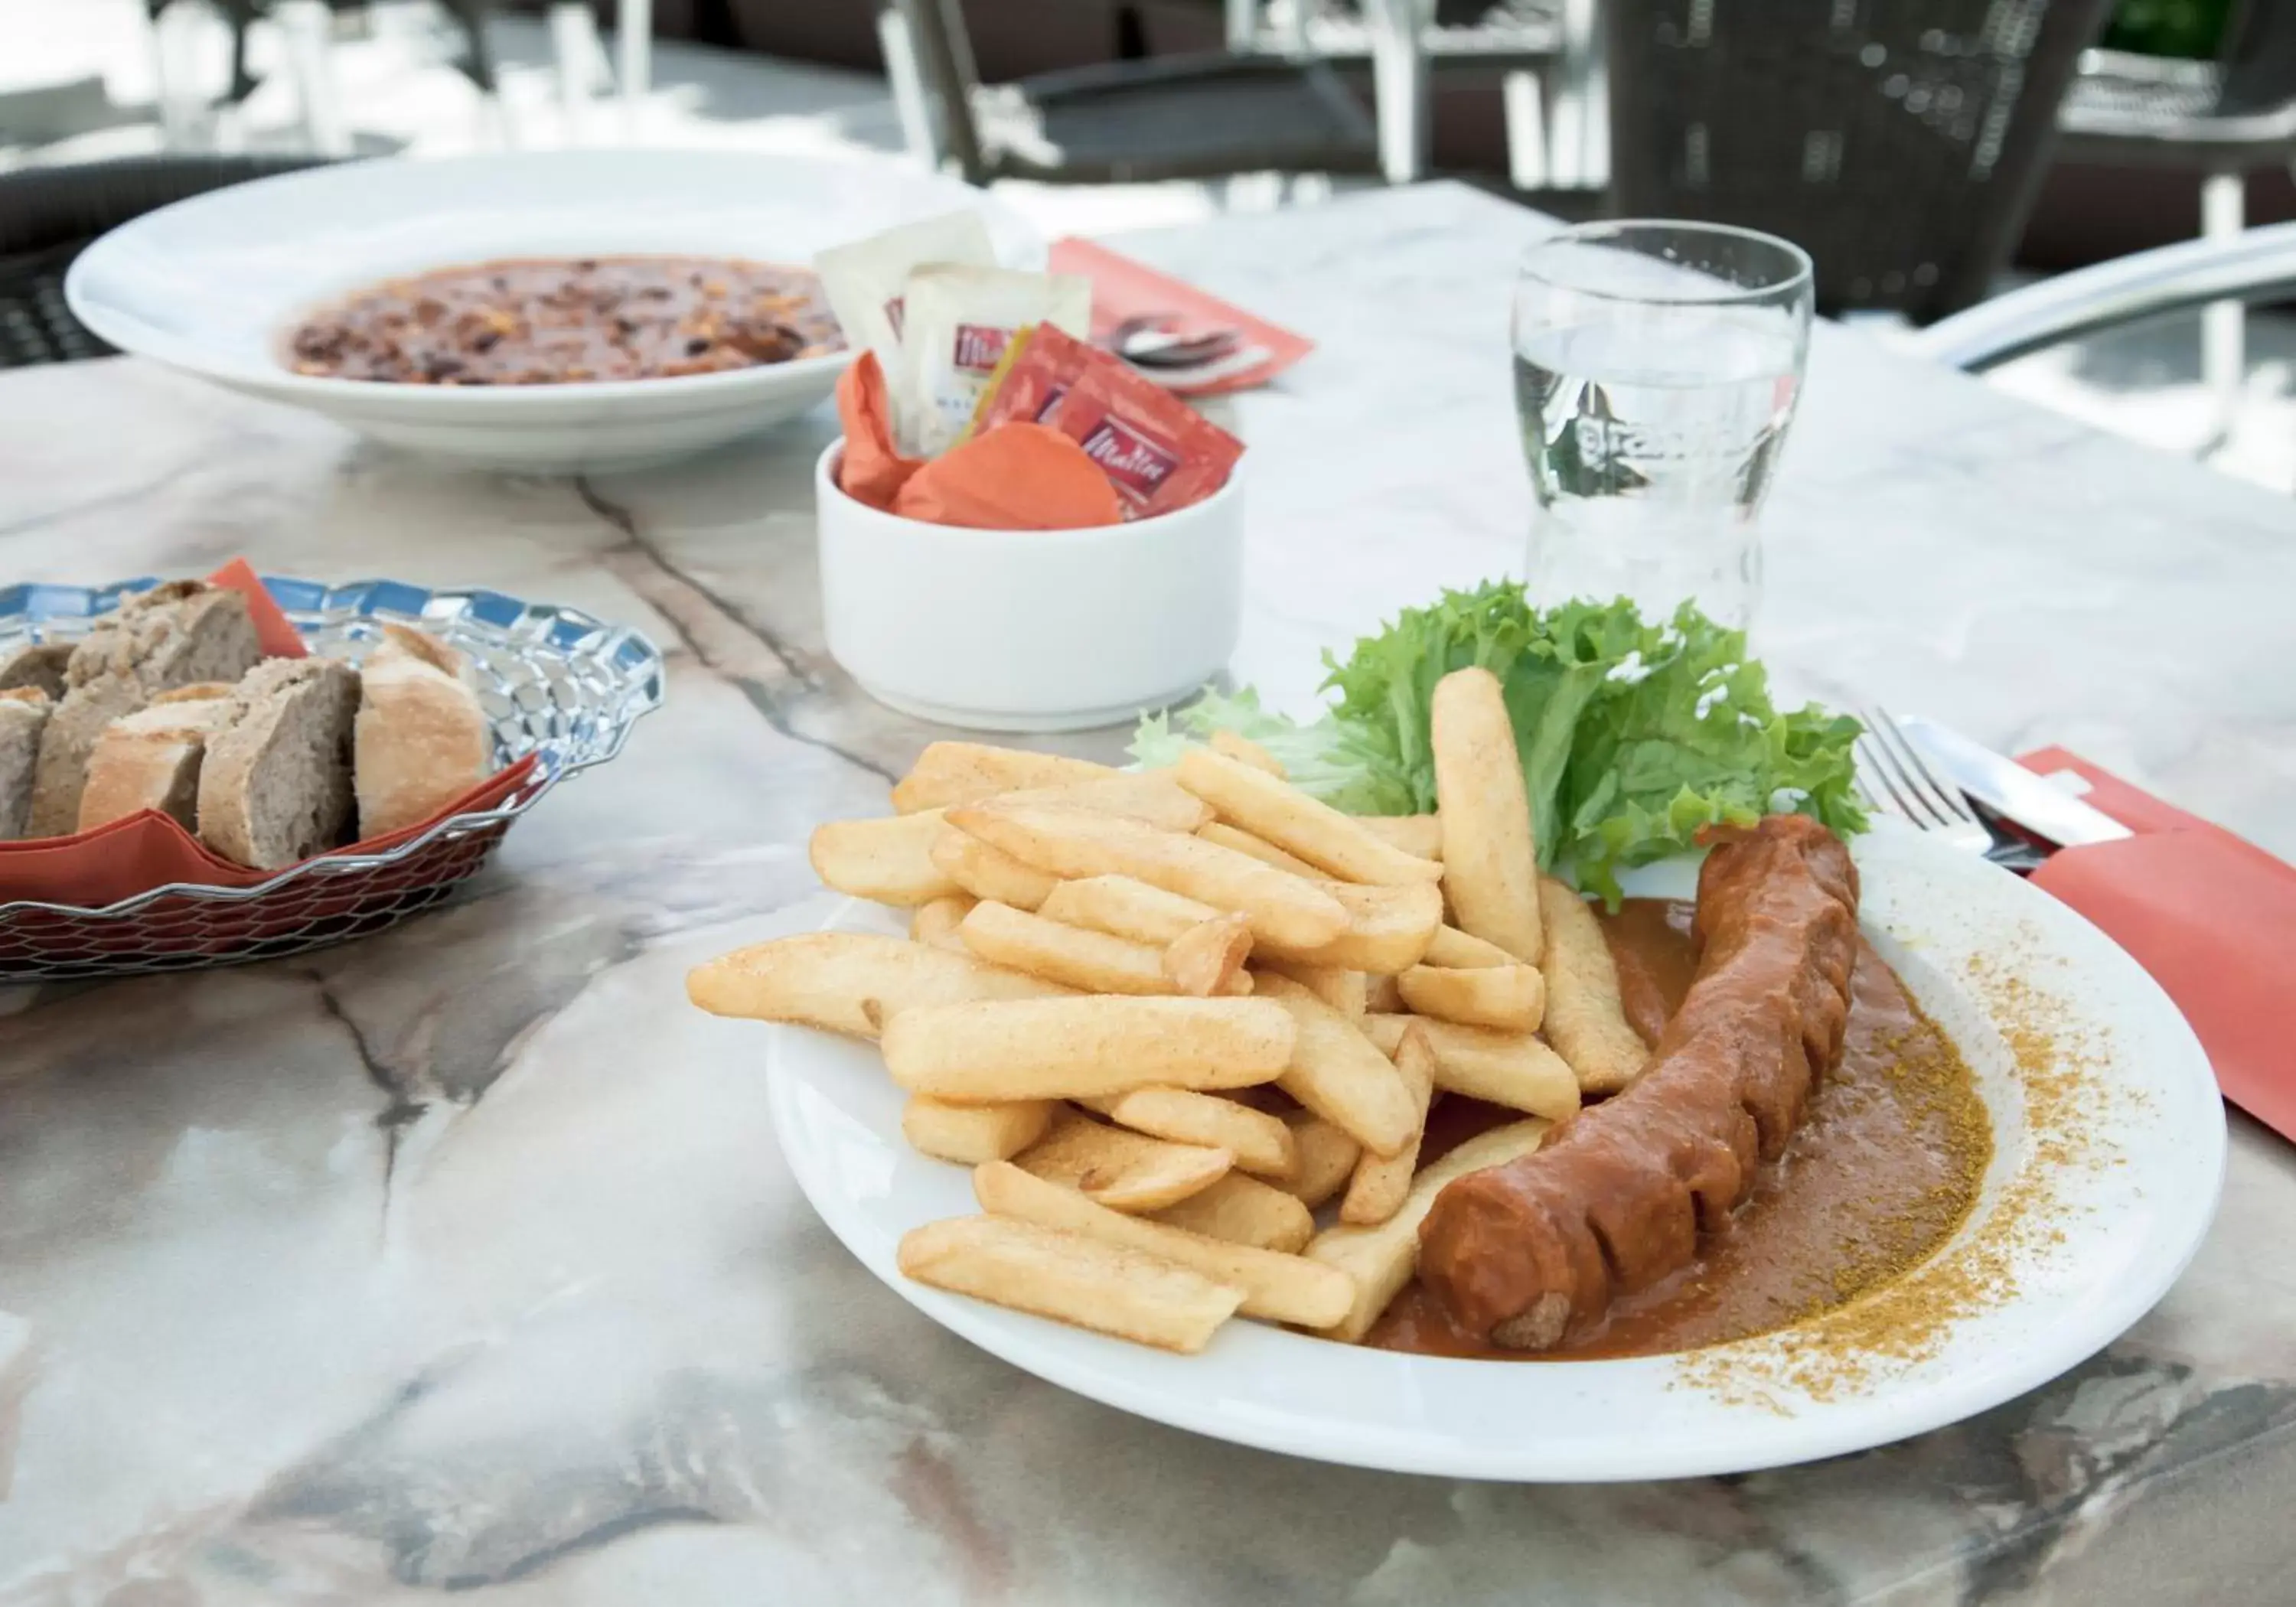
<box><xmin>1896</xmin><ymin>717</ymin><xmax>2132</xmax><ymax>848</ymax></box>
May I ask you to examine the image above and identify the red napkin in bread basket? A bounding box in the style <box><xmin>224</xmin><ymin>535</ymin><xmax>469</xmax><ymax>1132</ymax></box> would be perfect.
<box><xmin>0</xmin><ymin>561</ymin><xmax>535</xmax><ymax>910</ymax></box>
<box><xmin>2019</xmin><ymin>747</ymin><xmax>2296</xmax><ymax>1143</ymax></box>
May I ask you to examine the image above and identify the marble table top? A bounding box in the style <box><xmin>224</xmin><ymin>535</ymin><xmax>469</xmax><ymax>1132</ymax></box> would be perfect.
<box><xmin>3</xmin><ymin>180</ymin><xmax>2294</xmax><ymax>1606</ymax></box>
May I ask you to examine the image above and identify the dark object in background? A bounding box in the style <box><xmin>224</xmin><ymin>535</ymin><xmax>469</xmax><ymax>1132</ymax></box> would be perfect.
<box><xmin>2058</xmin><ymin>0</ymin><xmax>2296</xmax><ymax>173</ymax></box>
<box><xmin>885</xmin><ymin>0</ymin><xmax>1378</xmax><ymax>184</ymax></box>
<box><xmin>1605</xmin><ymin>0</ymin><xmax>2115</xmax><ymax>322</ymax></box>
<box><xmin>0</xmin><ymin>155</ymin><xmax>332</xmax><ymax>370</ymax></box>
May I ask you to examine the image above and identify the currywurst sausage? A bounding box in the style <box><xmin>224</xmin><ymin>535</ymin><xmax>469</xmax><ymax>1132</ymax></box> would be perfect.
<box><xmin>1416</xmin><ymin>814</ymin><xmax>1860</xmax><ymax>1350</ymax></box>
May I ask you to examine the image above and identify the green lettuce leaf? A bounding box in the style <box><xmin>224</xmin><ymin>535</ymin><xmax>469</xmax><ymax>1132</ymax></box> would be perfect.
<box><xmin>1127</xmin><ymin>686</ymin><xmax>1414</xmax><ymax>817</ymax></box>
<box><xmin>1132</xmin><ymin>585</ymin><xmax>1866</xmax><ymax>903</ymax></box>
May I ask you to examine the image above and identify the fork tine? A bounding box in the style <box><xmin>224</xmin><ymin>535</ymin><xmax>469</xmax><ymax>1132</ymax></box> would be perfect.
<box><xmin>1864</xmin><ymin>706</ymin><xmax>1977</xmax><ymax>824</ymax></box>
<box><xmin>1852</xmin><ymin>724</ymin><xmax>1939</xmax><ymax>828</ymax></box>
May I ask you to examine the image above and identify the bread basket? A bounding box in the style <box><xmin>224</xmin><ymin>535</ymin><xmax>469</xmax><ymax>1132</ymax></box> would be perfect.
<box><xmin>0</xmin><ymin>574</ymin><xmax>664</xmax><ymax>981</ymax></box>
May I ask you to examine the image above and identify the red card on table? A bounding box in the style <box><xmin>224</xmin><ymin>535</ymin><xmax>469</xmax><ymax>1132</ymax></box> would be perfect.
<box><xmin>2019</xmin><ymin>747</ymin><xmax>2296</xmax><ymax>1145</ymax></box>
<box><xmin>1049</xmin><ymin>236</ymin><xmax>1313</xmax><ymax>397</ymax></box>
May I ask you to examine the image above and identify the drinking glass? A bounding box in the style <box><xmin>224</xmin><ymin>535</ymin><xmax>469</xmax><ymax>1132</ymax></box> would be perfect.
<box><xmin>1512</xmin><ymin>221</ymin><xmax>1814</xmax><ymax>631</ymax></box>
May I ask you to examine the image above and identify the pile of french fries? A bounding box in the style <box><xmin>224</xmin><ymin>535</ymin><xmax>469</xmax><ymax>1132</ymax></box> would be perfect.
<box><xmin>688</xmin><ymin>667</ymin><xmax>1650</xmax><ymax>1354</ymax></box>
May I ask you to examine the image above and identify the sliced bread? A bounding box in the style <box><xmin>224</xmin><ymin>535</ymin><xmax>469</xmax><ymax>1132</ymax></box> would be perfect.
<box><xmin>197</xmin><ymin>658</ymin><xmax>360</xmax><ymax>869</ymax></box>
<box><xmin>0</xmin><ymin>643</ymin><xmax>70</xmax><ymax>701</ymax></box>
<box><xmin>27</xmin><ymin>582</ymin><xmax>263</xmax><ymax>838</ymax></box>
<box><xmin>77</xmin><ymin>682</ymin><xmax>238</xmax><ymax>834</ymax></box>
<box><xmin>354</xmin><ymin>624</ymin><xmax>491</xmax><ymax>838</ymax></box>
<box><xmin>0</xmin><ymin>688</ymin><xmax>51</xmax><ymax>840</ymax></box>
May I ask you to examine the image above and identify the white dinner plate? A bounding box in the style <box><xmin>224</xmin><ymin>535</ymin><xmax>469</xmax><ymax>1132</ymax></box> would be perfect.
<box><xmin>66</xmin><ymin>150</ymin><xmax>1040</xmax><ymax>472</ymax></box>
<box><xmin>764</xmin><ymin>820</ymin><xmax>2226</xmax><ymax>1481</ymax></box>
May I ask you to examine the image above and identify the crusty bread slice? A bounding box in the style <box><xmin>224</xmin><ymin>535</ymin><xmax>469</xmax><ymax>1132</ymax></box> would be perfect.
<box><xmin>0</xmin><ymin>643</ymin><xmax>70</xmax><ymax>701</ymax></box>
<box><xmin>77</xmin><ymin>683</ymin><xmax>236</xmax><ymax>834</ymax></box>
<box><xmin>27</xmin><ymin>583</ymin><xmax>263</xmax><ymax>838</ymax></box>
<box><xmin>197</xmin><ymin>659</ymin><xmax>360</xmax><ymax>869</ymax></box>
<box><xmin>0</xmin><ymin>688</ymin><xmax>51</xmax><ymax>841</ymax></box>
<box><xmin>354</xmin><ymin>624</ymin><xmax>491</xmax><ymax>838</ymax></box>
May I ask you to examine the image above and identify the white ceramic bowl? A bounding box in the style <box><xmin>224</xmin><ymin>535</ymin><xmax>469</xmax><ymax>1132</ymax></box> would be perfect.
<box><xmin>816</xmin><ymin>442</ymin><xmax>1245</xmax><ymax>732</ymax></box>
<box><xmin>65</xmin><ymin>150</ymin><xmax>1041</xmax><ymax>472</ymax></box>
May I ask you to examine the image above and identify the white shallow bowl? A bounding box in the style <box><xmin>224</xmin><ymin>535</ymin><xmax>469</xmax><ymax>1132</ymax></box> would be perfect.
<box><xmin>815</xmin><ymin>442</ymin><xmax>1245</xmax><ymax>732</ymax></box>
<box><xmin>762</xmin><ymin>821</ymin><xmax>2226</xmax><ymax>1481</ymax></box>
<box><xmin>65</xmin><ymin>150</ymin><xmax>1041</xmax><ymax>472</ymax></box>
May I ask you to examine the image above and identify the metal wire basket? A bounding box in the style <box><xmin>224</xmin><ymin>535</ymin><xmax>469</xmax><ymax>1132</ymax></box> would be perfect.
<box><xmin>0</xmin><ymin>574</ymin><xmax>664</xmax><ymax>981</ymax></box>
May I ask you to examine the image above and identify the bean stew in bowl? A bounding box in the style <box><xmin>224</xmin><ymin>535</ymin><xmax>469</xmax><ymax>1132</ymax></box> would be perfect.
<box><xmin>284</xmin><ymin>255</ymin><xmax>845</xmax><ymax>386</ymax></box>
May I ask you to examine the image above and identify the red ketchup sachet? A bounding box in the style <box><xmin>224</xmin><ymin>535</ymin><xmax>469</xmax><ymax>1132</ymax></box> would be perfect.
<box><xmin>1042</xmin><ymin>351</ymin><xmax>1244</xmax><ymax>520</ymax></box>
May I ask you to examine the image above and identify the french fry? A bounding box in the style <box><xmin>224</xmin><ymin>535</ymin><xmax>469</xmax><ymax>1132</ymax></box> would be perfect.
<box><xmin>686</xmin><ymin>933</ymin><xmax>1068</xmax><ymax>1038</ymax></box>
<box><xmin>974</xmin><ymin>1162</ymin><xmax>1352</xmax><ymax>1328</ymax></box>
<box><xmin>1164</xmin><ymin>912</ymin><xmax>1254</xmax><ymax>998</ymax></box>
<box><xmin>1079</xmin><ymin>1087</ymin><xmax>1297</xmax><ymax>1177</ymax></box>
<box><xmin>1209</xmin><ymin>728</ymin><xmax>1284</xmax><ymax>776</ymax></box>
<box><xmin>1357</xmin><ymin>815</ymin><xmax>1443</xmax><ymax>861</ymax></box>
<box><xmin>898</xmin><ymin>1215</ymin><xmax>1243</xmax><ymax>1353</ymax></box>
<box><xmin>889</xmin><ymin>746</ymin><xmax>1211</xmax><ymax>830</ymax></box>
<box><xmin>1339</xmin><ymin>1022</ymin><xmax>1436</xmax><ymax>1225</ymax></box>
<box><xmin>1196</xmin><ymin>821</ymin><xmax>1322</xmax><ymax>878</ymax></box>
<box><xmin>882</xmin><ymin>996</ymin><xmax>1295</xmax><ymax>1102</ymax></box>
<box><xmin>931</xmin><ymin>827</ymin><xmax>1059</xmax><ymax>910</ymax></box>
<box><xmin>902</xmin><ymin>1094</ymin><xmax>1055</xmax><ymax>1163</ymax></box>
<box><xmin>949</xmin><ymin>800</ymin><xmax>1349</xmax><ymax>951</ymax></box>
<box><xmin>1306</xmin><ymin>1119</ymin><xmax>1551</xmax><ymax>1342</ymax></box>
<box><xmin>1016</xmin><ymin>1110</ymin><xmax>1232</xmax><ymax>1210</ymax></box>
<box><xmin>1020</xmin><ymin>772</ymin><xmax>1213</xmax><ymax>833</ymax></box>
<box><xmin>1424</xmin><ymin>924</ymin><xmax>1516</xmax><ymax>968</ymax></box>
<box><xmin>1150</xmin><ymin>1171</ymin><xmax>1314</xmax><ymax>1252</ymax></box>
<box><xmin>1430</xmin><ymin>667</ymin><xmax>1543</xmax><ymax>963</ymax></box>
<box><xmin>1397</xmin><ymin>963</ymin><xmax>1547</xmax><ymax>1032</ymax></box>
<box><xmin>891</xmin><ymin>742</ymin><xmax>1116</xmax><ymax>813</ymax></box>
<box><xmin>1365</xmin><ymin>973</ymin><xmax>1404</xmax><ymax>1013</ymax></box>
<box><xmin>1261</xmin><ymin>879</ymin><xmax>1442</xmax><ymax>973</ymax></box>
<box><xmin>809</xmin><ymin>810</ymin><xmax>962</xmax><ymax>906</ymax></box>
<box><xmin>1256</xmin><ymin>973</ymin><xmax>1418</xmax><ymax>1156</ymax></box>
<box><xmin>1251</xmin><ymin>959</ymin><xmax>1367</xmax><ymax>1018</ymax></box>
<box><xmin>1362</xmin><ymin>1014</ymin><xmax>1580</xmax><ymax>1120</ymax></box>
<box><xmin>908</xmin><ymin>894</ymin><xmax>977</xmax><ymax>953</ymax></box>
<box><xmin>1176</xmin><ymin>748</ymin><xmax>1445</xmax><ymax>888</ymax></box>
<box><xmin>959</xmin><ymin>900</ymin><xmax>1176</xmax><ymax>994</ymax></box>
<box><xmin>1039</xmin><ymin>875</ymin><xmax>1221</xmax><ymax>947</ymax></box>
<box><xmin>1278</xmin><ymin>1113</ymin><xmax>1362</xmax><ymax>1208</ymax></box>
<box><xmin>1539</xmin><ymin>875</ymin><xmax>1652</xmax><ymax>1094</ymax></box>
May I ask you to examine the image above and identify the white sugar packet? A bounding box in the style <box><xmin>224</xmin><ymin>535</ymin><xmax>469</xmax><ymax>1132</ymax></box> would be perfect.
<box><xmin>814</xmin><ymin>210</ymin><xmax>997</xmax><ymax>443</ymax></box>
<box><xmin>899</xmin><ymin>266</ymin><xmax>1092</xmax><ymax>456</ymax></box>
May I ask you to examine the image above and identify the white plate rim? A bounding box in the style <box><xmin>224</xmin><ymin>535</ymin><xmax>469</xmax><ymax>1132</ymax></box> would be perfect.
<box><xmin>762</xmin><ymin>820</ymin><xmax>2227</xmax><ymax>1481</ymax></box>
<box><xmin>62</xmin><ymin>148</ymin><xmax>1040</xmax><ymax>409</ymax></box>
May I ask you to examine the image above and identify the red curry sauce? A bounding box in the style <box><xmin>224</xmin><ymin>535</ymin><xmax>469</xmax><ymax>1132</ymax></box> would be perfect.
<box><xmin>1368</xmin><ymin>899</ymin><xmax>1991</xmax><ymax>1361</ymax></box>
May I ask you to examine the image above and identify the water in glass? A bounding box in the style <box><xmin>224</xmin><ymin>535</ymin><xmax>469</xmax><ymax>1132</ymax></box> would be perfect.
<box><xmin>1514</xmin><ymin>223</ymin><xmax>1813</xmax><ymax>631</ymax></box>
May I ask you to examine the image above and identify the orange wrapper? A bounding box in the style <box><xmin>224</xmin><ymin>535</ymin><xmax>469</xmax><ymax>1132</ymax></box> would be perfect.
<box><xmin>892</xmin><ymin>422</ymin><xmax>1121</xmax><ymax>530</ymax></box>
<box><xmin>835</xmin><ymin>351</ymin><xmax>925</xmax><ymax>510</ymax></box>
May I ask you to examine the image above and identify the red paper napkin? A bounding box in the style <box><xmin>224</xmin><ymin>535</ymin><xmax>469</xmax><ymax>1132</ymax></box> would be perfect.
<box><xmin>1049</xmin><ymin>236</ymin><xmax>1313</xmax><ymax>397</ymax></box>
<box><xmin>2020</xmin><ymin>746</ymin><xmax>2296</xmax><ymax>1143</ymax></box>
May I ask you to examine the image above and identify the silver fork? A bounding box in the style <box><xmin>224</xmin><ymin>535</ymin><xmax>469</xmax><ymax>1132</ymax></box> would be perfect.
<box><xmin>1853</xmin><ymin>705</ymin><xmax>1995</xmax><ymax>857</ymax></box>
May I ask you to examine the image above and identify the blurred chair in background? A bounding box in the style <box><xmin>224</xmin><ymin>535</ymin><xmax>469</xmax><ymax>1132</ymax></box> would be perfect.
<box><xmin>877</xmin><ymin>0</ymin><xmax>1380</xmax><ymax>183</ymax></box>
<box><xmin>2056</xmin><ymin>0</ymin><xmax>2296</xmax><ymax>446</ymax></box>
<box><xmin>0</xmin><ymin>155</ymin><xmax>328</xmax><ymax>368</ymax></box>
<box><xmin>1218</xmin><ymin>0</ymin><xmax>1574</xmax><ymax>189</ymax></box>
<box><xmin>1604</xmin><ymin>0</ymin><xmax>2115</xmax><ymax>322</ymax></box>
